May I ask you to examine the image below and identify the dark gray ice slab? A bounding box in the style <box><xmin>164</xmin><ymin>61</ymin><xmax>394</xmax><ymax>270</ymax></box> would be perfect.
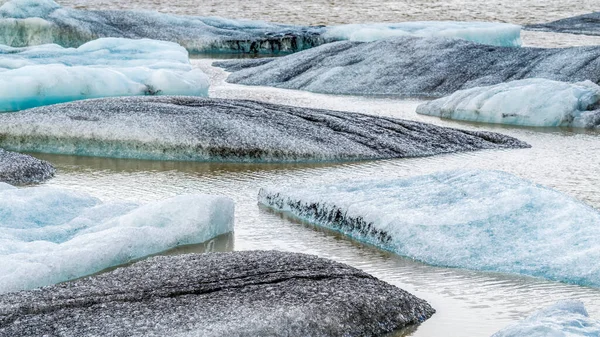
<box><xmin>0</xmin><ymin>251</ymin><xmax>435</xmax><ymax>337</ymax></box>
<box><xmin>215</xmin><ymin>36</ymin><xmax>600</xmax><ymax>97</ymax></box>
<box><xmin>526</xmin><ymin>12</ymin><xmax>600</xmax><ymax>37</ymax></box>
<box><xmin>0</xmin><ymin>148</ymin><xmax>54</xmax><ymax>184</ymax></box>
<box><xmin>0</xmin><ymin>96</ymin><xmax>529</xmax><ymax>162</ymax></box>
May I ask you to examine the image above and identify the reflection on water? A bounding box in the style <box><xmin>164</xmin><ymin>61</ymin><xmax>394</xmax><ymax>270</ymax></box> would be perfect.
<box><xmin>23</xmin><ymin>61</ymin><xmax>600</xmax><ymax>337</ymax></box>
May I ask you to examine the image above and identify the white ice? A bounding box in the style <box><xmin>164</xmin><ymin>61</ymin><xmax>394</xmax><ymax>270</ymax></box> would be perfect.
<box><xmin>492</xmin><ymin>301</ymin><xmax>600</xmax><ymax>337</ymax></box>
<box><xmin>324</xmin><ymin>21</ymin><xmax>522</xmax><ymax>47</ymax></box>
<box><xmin>259</xmin><ymin>170</ymin><xmax>600</xmax><ymax>286</ymax></box>
<box><xmin>0</xmin><ymin>183</ymin><xmax>234</xmax><ymax>293</ymax></box>
<box><xmin>0</xmin><ymin>38</ymin><xmax>209</xmax><ymax>111</ymax></box>
<box><xmin>416</xmin><ymin>79</ymin><xmax>600</xmax><ymax>128</ymax></box>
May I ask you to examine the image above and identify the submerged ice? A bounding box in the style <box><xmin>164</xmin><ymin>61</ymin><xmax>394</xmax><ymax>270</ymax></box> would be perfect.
<box><xmin>0</xmin><ymin>96</ymin><xmax>528</xmax><ymax>162</ymax></box>
<box><xmin>0</xmin><ymin>0</ymin><xmax>523</xmax><ymax>54</ymax></box>
<box><xmin>491</xmin><ymin>301</ymin><xmax>600</xmax><ymax>337</ymax></box>
<box><xmin>217</xmin><ymin>36</ymin><xmax>600</xmax><ymax>97</ymax></box>
<box><xmin>259</xmin><ymin>170</ymin><xmax>600</xmax><ymax>287</ymax></box>
<box><xmin>0</xmin><ymin>38</ymin><xmax>209</xmax><ymax>111</ymax></box>
<box><xmin>0</xmin><ymin>184</ymin><xmax>234</xmax><ymax>293</ymax></box>
<box><xmin>416</xmin><ymin>79</ymin><xmax>600</xmax><ymax>128</ymax></box>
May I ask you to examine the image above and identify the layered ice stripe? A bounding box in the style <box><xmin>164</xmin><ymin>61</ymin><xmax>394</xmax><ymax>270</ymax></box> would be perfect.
<box><xmin>0</xmin><ymin>0</ymin><xmax>522</xmax><ymax>53</ymax></box>
<box><xmin>324</xmin><ymin>21</ymin><xmax>522</xmax><ymax>47</ymax></box>
<box><xmin>0</xmin><ymin>38</ymin><xmax>209</xmax><ymax>111</ymax></box>
<box><xmin>416</xmin><ymin>79</ymin><xmax>600</xmax><ymax>128</ymax></box>
<box><xmin>259</xmin><ymin>170</ymin><xmax>600</xmax><ymax>287</ymax></box>
<box><xmin>0</xmin><ymin>183</ymin><xmax>234</xmax><ymax>293</ymax></box>
<box><xmin>491</xmin><ymin>301</ymin><xmax>600</xmax><ymax>337</ymax></box>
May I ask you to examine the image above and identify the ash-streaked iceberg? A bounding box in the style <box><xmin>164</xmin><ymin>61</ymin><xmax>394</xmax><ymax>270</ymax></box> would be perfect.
<box><xmin>0</xmin><ymin>38</ymin><xmax>209</xmax><ymax>111</ymax></box>
<box><xmin>324</xmin><ymin>21</ymin><xmax>522</xmax><ymax>47</ymax></box>
<box><xmin>0</xmin><ymin>251</ymin><xmax>434</xmax><ymax>336</ymax></box>
<box><xmin>216</xmin><ymin>36</ymin><xmax>600</xmax><ymax>97</ymax></box>
<box><xmin>416</xmin><ymin>79</ymin><xmax>600</xmax><ymax>128</ymax></box>
<box><xmin>0</xmin><ymin>148</ymin><xmax>54</xmax><ymax>184</ymax></box>
<box><xmin>0</xmin><ymin>96</ymin><xmax>528</xmax><ymax>162</ymax></box>
<box><xmin>491</xmin><ymin>301</ymin><xmax>600</xmax><ymax>337</ymax></box>
<box><xmin>0</xmin><ymin>0</ymin><xmax>522</xmax><ymax>54</ymax></box>
<box><xmin>259</xmin><ymin>170</ymin><xmax>600</xmax><ymax>287</ymax></box>
<box><xmin>0</xmin><ymin>184</ymin><xmax>234</xmax><ymax>293</ymax></box>
<box><xmin>527</xmin><ymin>12</ymin><xmax>600</xmax><ymax>37</ymax></box>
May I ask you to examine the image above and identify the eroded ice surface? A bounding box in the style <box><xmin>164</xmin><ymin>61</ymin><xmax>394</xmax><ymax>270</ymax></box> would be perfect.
<box><xmin>527</xmin><ymin>12</ymin><xmax>600</xmax><ymax>37</ymax></box>
<box><xmin>0</xmin><ymin>0</ymin><xmax>523</xmax><ymax>53</ymax></box>
<box><xmin>0</xmin><ymin>38</ymin><xmax>209</xmax><ymax>111</ymax></box>
<box><xmin>0</xmin><ymin>148</ymin><xmax>54</xmax><ymax>184</ymax></box>
<box><xmin>324</xmin><ymin>21</ymin><xmax>522</xmax><ymax>47</ymax></box>
<box><xmin>259</xmin><ymin>170</ymin><xmax>600</xmax><ymax>287</ymax></box>
<box><xmin>0</xmin><ymin>184</ymin><xmax>234</xmax><ymax>293</ymax></box>
<box><xmin>0</xmin><ymin>251</ymin><xmax>434</xmax><ymax>336</ymax></box>
<box><xmin>492</xmin><ymin>301</ymin><xmax>600</xmax><ymax>337</ymax></box>
<box><xmin>0</xmin><ymin>96</ymin><xmax>528</xmax><ymax>162</ymax></box>
<box><xmin>416</xmin><ymin>79</ymin><xmax>600</xmax><ymax>128</ymax></box>
<box><xmin>216</xmin><ymin>36</ymin><xmax>600</xmax><ymax>97</ymax></box>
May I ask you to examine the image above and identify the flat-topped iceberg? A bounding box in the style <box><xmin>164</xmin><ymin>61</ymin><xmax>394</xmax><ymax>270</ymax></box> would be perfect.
<box><xmin>0</xmin><ymin>38</ymin><xmax>209</xmax><ymax>111</ymax></box>
<box><xmin>216</xmin><ymin>36</ymin><xmax>600</xmax><ymax>97</ymax></box>
<box><xmin>259</xmin><ymin>170</ymin><xmax>600</xmax><ymax>287</ymax></box>
<box><xmin>416</xmin><ymin>79</ymin><xmax>600</xmax><ymax>128</ymax></box>
<box><xmin>491</xmin><ymin>301</ymin><xmax>600</xmax><ymax>337</ymax></box>
<box><xmin>0</xmin><ymin>148</ymin><xmax>54</xmax><ymax>184</ymax></box>
<box><xmin>0</xmin><ymin>184</ymin><xmax>234</xmax><ymax>293</ymax></box>
<box><xmin>0</xmin><ymin>0</ymin><xmax>522</xmax><ymax>53</ymax></box>
<box><xmin>324</xmin><ymin>21</ymin><xmax>522</xmax><ymax>47</ymax></box>
<box><xmin>527</xmin><ymin>12</ymin><xmax>600</xmax><ymax>37</ymax></box>
<box><xmin>0</xmin><ymin>96</ymin><xmax>528</xmax><ymax>162</ymax></box>
<box><xmin>0</xmin><ymin>251</ymin><xmax>434</xmax><ymax>336</ymax></box>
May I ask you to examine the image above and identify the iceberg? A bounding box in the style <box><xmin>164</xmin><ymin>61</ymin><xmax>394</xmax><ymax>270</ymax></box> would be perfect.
<box><xmin>416</xmin><ymin>79</ymin><xmax>600</xmax><ymax>128</ymax></box>
<box><xmin>0</xmin><ymin>0</ymin><xmax>522</xmax><ymax>53</ymax></box>
<box><xmin>0</xmin><ymin>38</ymin><xmax>209</xmax><ymax>111</ymax></box>
<box><xmin>324</xmin><ymin>21</ymin><xmax>522</xmax><ymax>47</ymax></box>
<box><xmin>491</xmin><ymin>301</ymin><xmax>600</xmax><ymax>337</ymax></box>
<box><xmin>0</xmin><ymin>184</ymin><xmax>234</xmax><ymax>293</ymax></box>
<box><xmin>259</xmin><ymin>170</ymin><xmax>600</xmax><ymax>287</ymax></box>
<box><xmin>527</xmin><ymin>12</ymin><xmax>600</xmax><ymax>37</ymax></box>
<box><xmin>0</xmin><ymin>148</ymin><xmax>54</xmax><ymax>184</ymax></box>
<box><xmin>0</xmin><ymin>251</ymin><xmax>434</xmax><ymax>336</ymax></box>
<box><xmin>215</xmin><ymin>36</ymin><xmax>600</xmax><ymax>97</ymax></box>
<box><xmin>0</xmin><ymin>96</ymin><xmax>528</xmax><ymax>162</ymax></box>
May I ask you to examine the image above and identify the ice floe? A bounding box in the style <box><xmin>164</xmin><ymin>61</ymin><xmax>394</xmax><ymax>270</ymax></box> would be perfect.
<box><xmin>416</xmin><ymin>79</ymin><xmax>600</xmax><ymax>128</ymax></box>
<box><xmin>259</xmin><ymin>170</ymin><xmax>600</xmax><ymax>287</ymax></box>
<box><xmin>0</xmin><ymin>148</ymin><xmax>54</xmax><ymax>184</ymax></box>
<box><xmin>0</xmin><ymin>185</ymin><xmax>234</xmax><ymax>293</ymax></box>
<box><xmin>527</xmin><ymin>12</ymin><xmax>600</xmax><ymax>37</ymax></box>
<box><xmin>0</xmin><ymin>96</ymin><xmax>528</xmax><ymax>162</ymax></box>
<box><xmin>0</xmin><ymin>37</ymin><xmax>209</xmax><ymax>111</ymax></box>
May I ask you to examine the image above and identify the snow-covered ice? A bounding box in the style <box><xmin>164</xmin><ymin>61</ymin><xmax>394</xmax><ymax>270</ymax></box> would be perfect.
<box><xmin>0</xmin><ymin>96</ymin><xmax>528</xmax><ymax>162</ymax></box>
<box><xmin>416</xmin><ymin>79</ymin><xmax>600</xmax><ymax>128</ymax></box>
<box><xmin>324</xmin><ymin>21</ymin><xmax>522</xmax><ymax>47</ymax></box>
<box><xmin>491</xmin><ymin>301</ymin><xmax>600</xmax><ymax>337</ymax></box>
<box><xmin>259</xmin><ymin>170</ymin><xmax>600</xmax><ymax>287</ymax></box>
<box><xmin>216</xmin><ymin>36</ymin><xmax>600</xmax><ymax>97</ymax></box>
<box><xmin>0</xmin><ymin>184</ymin><xmax>234</xmax><ymax>293</ymax></box>
<box><xmin>0</xmin><ymin>0</ymin><xmax>523</xmax><ymax>53</ymax></box>
<box><xmin>0</xmin><ymin>38</ymin><xmax>209</xmax><ymax>111</ymax></box>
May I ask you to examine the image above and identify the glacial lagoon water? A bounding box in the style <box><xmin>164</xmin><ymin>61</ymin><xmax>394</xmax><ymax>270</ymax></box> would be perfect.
<box><xmin>25</xmin><ymin>59</ymin><xmax>600</xmax><ymax>337</ymax></box>
<box><xmin>9</xmin><ymin>0</ymin><xmax>600</xmax><ymax>335</ymax></box>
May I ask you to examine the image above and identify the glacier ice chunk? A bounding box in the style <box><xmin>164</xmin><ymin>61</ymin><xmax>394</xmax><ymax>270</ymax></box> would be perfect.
<box><xmin>527</xmin><ymin>12</ymin><xmax>600</xmax><ymax>37</ymax></box>
<box><xmin>0</xmin><ymin>184</ymin><xmax>234</xmax><ymax>293</ymax></box>
<box><xmin>216</xmin><ymin>36</ymin><xmax>600</xmax><ymax>97</ymax></box>
<box><xmin>0</xmin><ymin>96</ymin><xmax>528</xmax><ymax>162</ymax></box>
<box><xmin>0</xmin><ymin>38</ymin><xmax>209</xmax><ymax>111</ymax></box>
<box><xmin>324</xmin><ymin>21</ymin><xmax>522</xmax><ymax>47</ymax></box>
<box><xmin>0</xmin><ymin>251</ymin><xmax>435</xmax><ymax>336</ymax></box>
<box><xmin>416</xmin><ymin>79</ymin><xmax>600</xmax><ymax>128</ymax></box>
<box><xmin>259</xmin><ymin>170</ymin><xmax>600</xmax><ymax>287</ymax></box>
<box><xmin>0</xmin><ymin>148</ymin><xmax>54</xmax><ymax>185</ymax></box>
<box><xmin>491</xmin><ymin>301</ymin><xmax>600</xmax><ymax>337</ymax></box>
<box><xmin>0</xmin><ymin>0</ymin><xmax>523</xmax><ymax>54</ymax></box>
